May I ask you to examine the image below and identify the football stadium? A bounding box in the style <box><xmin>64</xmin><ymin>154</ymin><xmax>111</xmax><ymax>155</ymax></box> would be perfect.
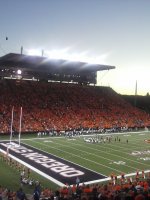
<box><xmin>0</xmin><ymin>52</ymin><xmax>150</xmax><ymax>200</ymax></box>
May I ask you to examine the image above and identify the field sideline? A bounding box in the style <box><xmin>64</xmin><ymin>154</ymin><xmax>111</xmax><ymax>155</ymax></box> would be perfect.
<box><xmin>0</xmin><ymin>131</ymin><xmax>150</xmax><ymax>187</ymax></box>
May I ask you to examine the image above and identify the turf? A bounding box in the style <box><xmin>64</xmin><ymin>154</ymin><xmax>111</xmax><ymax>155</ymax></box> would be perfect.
<box><xmin>22</xmin><ymin>132</ymin><xmax>150</xmax><ymax>175</ymax></box>
<box><xmin>0</xmin><ymin>131</ymin><xmax>150</xmax><ymax>191</ymax></box>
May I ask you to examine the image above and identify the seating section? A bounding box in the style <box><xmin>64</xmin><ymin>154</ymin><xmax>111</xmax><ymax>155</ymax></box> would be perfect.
<box><xmin>0</xmin><ymin>173</ymin><xmax>150</xmax><ymax>200</ymax></box>
<box><xmin>1</xmin><ymin>79</ymin><xmax>150</xmax><ymax>200</ymax></box>
<box><xmin>0</xmin><ymin>79</ymin><xmax>150</xmax><ymax>134</ymax></box>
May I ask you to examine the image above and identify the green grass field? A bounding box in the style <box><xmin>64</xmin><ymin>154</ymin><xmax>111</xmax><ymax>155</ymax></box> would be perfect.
<box><xmin>0</xmin><ymin>131</ymin><xmax>150</xmax><ymax>193</ymax></box>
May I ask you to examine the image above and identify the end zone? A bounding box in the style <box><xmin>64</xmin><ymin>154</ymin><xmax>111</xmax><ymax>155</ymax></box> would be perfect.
<box><xmin>0</xmin><ymin>141</ymin><xmax>107</xmax><ymax>186</ymax></box>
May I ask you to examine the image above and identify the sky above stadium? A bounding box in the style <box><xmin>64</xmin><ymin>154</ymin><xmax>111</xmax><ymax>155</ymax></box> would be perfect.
<box><xmin>0</xmin><ymin>0</ymin><xmax>150</xmax><ymax>95</ymax></box>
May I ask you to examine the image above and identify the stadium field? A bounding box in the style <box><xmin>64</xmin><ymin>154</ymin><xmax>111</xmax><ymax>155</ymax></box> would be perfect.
<box><xmin>0</xmin><ymin>130</ymin><xmax>150</xmax><ymax>189</ymax></box>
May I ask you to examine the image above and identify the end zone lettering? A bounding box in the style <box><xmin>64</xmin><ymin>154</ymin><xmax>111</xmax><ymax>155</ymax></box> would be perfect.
<box><xmin>21</xmin><ymin>152</ymin><xmax>84</xmax><ymax>177</ymax></box>
<box><xmin>1</xmin><ymin>142</ymin><xmax>84</xmax><ymax>177</ymax></box>
<box><xmin>0</xmin><ymin>141</ymin><xmax>107</xmax><ymax>185</ymax></box>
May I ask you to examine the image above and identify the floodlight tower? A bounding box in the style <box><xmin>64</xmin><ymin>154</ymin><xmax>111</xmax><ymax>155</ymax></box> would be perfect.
<box><xmin>21</xmin><ymin>46</ymin><xmax>23</xmax><ymax>54</ymax></box>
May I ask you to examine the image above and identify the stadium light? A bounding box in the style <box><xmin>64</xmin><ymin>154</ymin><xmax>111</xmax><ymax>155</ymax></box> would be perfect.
<box><xmin>27</xmin><ymin>49</ymin><xmax>42</xmax><ymax>56</ymax></box>
<box><xmin>46</xmin><ymin>49</ymin><xmax>110</xmax><ymax>65</ymax></box>
<box><xmin>27</xmin><ymin>48</ymin><xmax>110</xmax><ymax>65</ymax></box>
<box><xmin>17</xmin><ymin>69</ymin><xmax>22</xmax><ymax>75</ymax></box>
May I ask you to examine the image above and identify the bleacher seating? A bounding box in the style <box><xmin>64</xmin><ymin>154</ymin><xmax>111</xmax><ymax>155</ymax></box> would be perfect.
<box><xmin>0</xmin><ymin>79</ymin><xmax>150</xmax><ymax>134</ymax></box>
<box><xmin>0</xmin><ymin>175</ymin><xmax>150</xmax><ymax>200</ymax></box>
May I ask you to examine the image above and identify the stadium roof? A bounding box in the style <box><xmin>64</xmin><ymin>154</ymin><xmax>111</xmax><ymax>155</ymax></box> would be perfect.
<box><xmin>0</xmin><ymin>53</ymin><xmax>115</xmax><ymax>83</ymax></box>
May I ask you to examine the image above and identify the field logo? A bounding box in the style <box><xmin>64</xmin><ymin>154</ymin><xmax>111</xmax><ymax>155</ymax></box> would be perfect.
<box><xmin>139</xmin><ymin>157</ymin><xmax>150</xmax><ymax>161</ymax></box>
<box><xmin>109</xmin><ymin>161</ymin><xmax>126</xmax><ymax>165</ymax></box>
<box><xmin>131</xmin><ymin>150</ymin><xmax>150</xmax><ymax>156</ymax></box>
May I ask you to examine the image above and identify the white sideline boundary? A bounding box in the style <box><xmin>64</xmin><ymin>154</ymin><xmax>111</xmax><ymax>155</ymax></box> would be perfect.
<box><xmin>21</xmin><ymin>130</ymin><xmax>150</xmax><ymax>141</ymax></box>
<box><xmin>0</xmin><ymin>148</ymin><xmax>65</xmax><ymax>187</ymax></box>
<box><xmin>0</xmin><ymin>130</ymin><xmax>150</xmax><ymax>186</ymax></box>
<box><xmin>0</xmin><ymin>148</ymin><xmax>150</xmax><ymax>187</ymax></box>
<box><xmin>82</xmin><ymin>170</ymin><xmax>150</xmax><ymax>186</ymax></box>
<box><xmin>1</xmin><ymin>130</ymin><xmax>149</xmax><ymax>143</ymax></box>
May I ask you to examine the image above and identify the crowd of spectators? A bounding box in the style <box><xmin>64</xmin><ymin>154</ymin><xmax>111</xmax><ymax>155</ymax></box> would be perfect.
<box><xmin>0</xmin><ymin>79</ymin><xmax>150</xmax><ymax>134</ymax></box>
<box><xmin>0</xmin><ymin>174</ymin><xmax>150</xmax><ymax>200</ymax></box>
<box><xmin>40</xmin><ymin>176</ymin><xmax>150</xmax><ymax>200</ymax></box>
<box><xmin>1</xmin><ymin>80</ymin><xmax>150</xmax><ymax>199</ymax></box>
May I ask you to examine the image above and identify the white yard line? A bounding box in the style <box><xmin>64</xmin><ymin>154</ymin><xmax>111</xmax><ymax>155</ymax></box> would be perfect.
<box><xmin>0</xmin><ymin>148</ymin><xmax>65</xmax><ymax>187</ymax></box>
<box><xmin>29</xmin><ymin>140</ymin><xmax>124</xmax><ymax>174</ymax></box>
<box><xmin>22</xmin><ymin>133</ymin><xmax>150</xmax><ymax>171</ymax></box>
<box><xmin>50</xmin><ymin>140</ymin><xmax>141</xmax><ymax>171</ymax></box>
<box><xmin>1</xmin><ymin>147</ymin><xmax>149</xmax><ymax>187</ymax></box>
<box><xmin>52</xmin><ymin>138</ymin><xmax>150</xmax><ymax>168</ymax></box>
<box><xmin>1</xmin><ymin>134</ymin><xmax>150</xmax><ymax>187</ymax></box>
<box><xmin>78</xmin><ymin>169</ymin><xmax>150</xmax><ymax>186</ymax></box>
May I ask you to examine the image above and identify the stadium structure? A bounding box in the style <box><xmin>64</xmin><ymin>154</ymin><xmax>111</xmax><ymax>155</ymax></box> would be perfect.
<box><xmin>0</xmin><ymin>52</ymin><xmax>150</xmax><ymax>134</ymax></box>
<box><xmin>0</xmin><ymin>53</ymin><xmax>115</xmax><ymax>84</ymax></box>
<box><xmin>0</xmin><ymin>52</ymin><xmax>150</xmax><ymax>194</ymax></box>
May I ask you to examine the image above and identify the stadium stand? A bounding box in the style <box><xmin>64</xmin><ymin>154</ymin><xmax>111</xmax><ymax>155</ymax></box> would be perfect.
<box><xmin>0</xmin><ymin>174</ymin><xmax>150</xmax><ymax>199</ymax></box>
<box><xmin>0</xmin><ymin>79</ymin><xmax>150</xmax><ymax>134</ymax></box>
<box><xmin>0</xmin><ymin>54</ymin><xmax>150</xmax><ymax>200</ymax></box>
